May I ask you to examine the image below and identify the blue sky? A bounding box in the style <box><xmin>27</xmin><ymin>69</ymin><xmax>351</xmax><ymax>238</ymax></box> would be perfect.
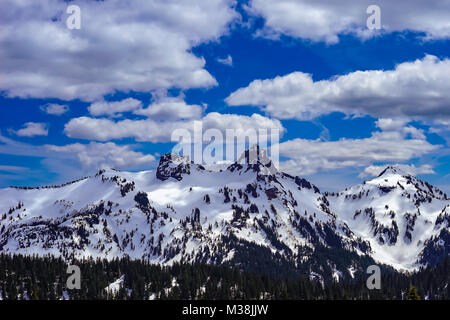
<box><xmin>0</xmin><ymin>0</ymin><xmax>450</xmax><ymax>192</ymax></box>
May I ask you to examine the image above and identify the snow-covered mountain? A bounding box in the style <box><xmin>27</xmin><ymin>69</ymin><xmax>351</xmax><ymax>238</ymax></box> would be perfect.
<box><xmin>326</xmin><ymin>166</ymin><xmax>449</xmax><ymax>270</ymax></box>
<box><xmin>0</xmin><ymin>149</ymin><xmax>449</xmax><ymax>280</ymax></box>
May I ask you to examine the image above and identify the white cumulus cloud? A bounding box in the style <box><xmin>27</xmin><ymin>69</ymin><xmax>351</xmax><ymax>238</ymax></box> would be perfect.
<box><xmin>14</xmin><ymin>122</ymin><xmax>49</xmax><ymax>137</ymax></box>
<box><xmin>134</xmin><ymin>96</ymin><xmax>204</xmax><ymax>120</ymax></box>
<box><xmin>276</xmin><ymin>119</ymin><xmax>439</xmax><ymax>175</ymax></box>
<box><xmin>40</xmin><ymin>103</ymin><xmax>69</xmax><ymax>115</ymax></box>
<box><xmin>217</xmin><ymin>55</ymin><xmax>233</xmax><ymax>66</ymax></box>
<box><xmin>226</xmin><ymin>55</ymin><xmax>450</xmax><ymax>121</ymax></box>
<box><xmin>46</xmin><ymin>142</ymin><xmax>155</xmax><ymax>169</ymax></box>
<box><xmin>64</xmin><ymin>112</ymin><xmax>285</xmax><ymax>143</ymax></box>
<box><xmin>0</xmin><ymin>0</ymin><xmax>238</xmax><ymax>101</ymax></box>
<box><xmin>247</xmin><ymin>0</ymin><xmax>450</xmax><ymax>43</ymax></box>
<box><xmin>88</xmin><ymin>98</ymin><xmax>143</xmax><ymax>117</ymax></box>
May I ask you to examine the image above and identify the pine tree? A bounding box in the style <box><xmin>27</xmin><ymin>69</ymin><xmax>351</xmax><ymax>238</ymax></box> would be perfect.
<box><xmin>31</xmin><ymin>286</ymin><xmax>39</xmax><ymax>300</ymax></box>
<box><xmin>406</xmin><ymin>285</ymin><xmax>421</xmax><ymax>300</ymax></box>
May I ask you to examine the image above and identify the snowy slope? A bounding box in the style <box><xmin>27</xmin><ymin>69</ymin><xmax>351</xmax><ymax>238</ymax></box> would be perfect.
<box><xmin>327</xmin><ymin>166</ymin><xmax>450</xmax><ymax>271</ymax></box>
<box><xmin>0</xmin><ymin>152</ymin><xmax>449</xmax><ymax>277</ymax></box>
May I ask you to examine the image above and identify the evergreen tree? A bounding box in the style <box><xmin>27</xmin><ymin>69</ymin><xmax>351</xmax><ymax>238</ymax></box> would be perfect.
<box><xmin>406</xmin><ymin>285</ymin><xmax>421</xmax><ymax>300</ymax></box>
<box><xmin>31</xmin><ymin>286</ymin><xmax>39</xmax><ymax>300</ymax></box>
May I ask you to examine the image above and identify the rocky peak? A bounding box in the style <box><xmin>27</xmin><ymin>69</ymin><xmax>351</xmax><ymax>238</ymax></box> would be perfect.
<box><xmin>156</xmin><ymin>153</ymin><xmax>191</xmax><ymax>181</ymax></box>
<box><xmin>228</xmin><ymin>145</ymin><xmax>278</xmax><ymax>175</ymax></box>
<box><xmin>377</xmin><ymin>165</ymin><xmax>410</xmax><ymax>178</ymax></box>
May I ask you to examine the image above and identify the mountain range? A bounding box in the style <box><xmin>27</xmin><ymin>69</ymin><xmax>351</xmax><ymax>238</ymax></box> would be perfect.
<box><xmin>1</xmin><ymin>146</ymin><xmax>449</xmax><ymax>282</ymax></box>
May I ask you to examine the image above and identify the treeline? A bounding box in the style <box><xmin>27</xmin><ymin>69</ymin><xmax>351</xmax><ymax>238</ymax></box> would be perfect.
<box><xmin>0</xmin><ymin>253</ymin><xmax>449</xmax><ymax>300</ymax></box>
<box><xmin>9</xmin><ymin>177</ymin><xmax>89</xmax><ymax>190</ymax></box>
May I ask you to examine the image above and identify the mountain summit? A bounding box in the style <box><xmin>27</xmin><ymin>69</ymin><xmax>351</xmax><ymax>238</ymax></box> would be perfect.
<box><xmin>156</xmin><ymin>153</ymin><xmax>192</xmax><ymax>181</ymax></box>
<box><xmin>328</xmin><ymin>167</ymin><xmax>448</xmax><ymax>270</ymax></box>
<box><xmin>235</xmin><ymin>144</ymin><xmax>278</xmax><ymax>175</ymax></box>
<box><xmin>377</xmin><ymin>165</ymin><xmax>410</xmax><ymax>177</ymax></box>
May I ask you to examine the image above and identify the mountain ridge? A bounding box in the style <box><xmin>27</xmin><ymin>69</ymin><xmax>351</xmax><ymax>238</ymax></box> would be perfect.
<box><xmin>0</xmin><ymin>151</ymin><xmax>448</xmax><ymax>281</ymax></box>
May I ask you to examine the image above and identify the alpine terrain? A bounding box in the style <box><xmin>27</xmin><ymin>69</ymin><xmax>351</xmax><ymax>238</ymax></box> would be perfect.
<box><xmin>0</xmin><ymin>147</ymin><xmax>449</xmax><ymax>282</ymax></box>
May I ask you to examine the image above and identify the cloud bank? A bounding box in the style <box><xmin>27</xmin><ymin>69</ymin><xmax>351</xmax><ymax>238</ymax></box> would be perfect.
<box><xmin>0</xmin><ymin>0</ymin><xmax>237</xmax><ymax>101</ymax></box>
<box><xmin>277</xmin><ymin>119</ymin><xmax>439</xmax><ymax>175</ymax></box>
<box><xmin>247</xmin><ymin>0</ymin><xmax>450</xmax><ymax>43</ymax></box>
<box><xmin>227</xmin><ymin>55</ymin><xmax>450</xmax><ymax>121</ymax></box>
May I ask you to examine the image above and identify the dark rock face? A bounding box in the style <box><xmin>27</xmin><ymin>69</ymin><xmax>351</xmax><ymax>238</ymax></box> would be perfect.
<box><xmin>156</xmin><ymin>154</ymin><xmax>191</xmax><ymax>181</ymax></box>
<box><xmin>435</xmin><ymin>207</ymin><xmax>450</xmax><ymax>228</ymax></box>
<box><xmin>227</xmin><ymin>163</ymin><xmax>243</xmax><ymax>173</ymax></box>
<box><xmin>379</xmin><ymin>186</ymin><xmax>396</xmax><ymax>193</ymax></box>
<box><xmin>265</xmin><ymin>187</ymin><xmax>278</xmax><ymax>200</ymax></box>
<box><xmin>419</xmin><ymin>229</ymin><xmax>450</xmax><ymax>268</ymax></box>
<box><xmin>229</xmin><ymin>144</ymin><xmax>278</xmax><ymax>175</ymax></box>
<box><xmin>295</xmin><ymin>177</ymin><xmax>320</xmax><ymax>193</ymax></box>
<box><xmin>377</xmin><ymin>166</ymin><xmax>401</xmax><ymax>177</ymax></box>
